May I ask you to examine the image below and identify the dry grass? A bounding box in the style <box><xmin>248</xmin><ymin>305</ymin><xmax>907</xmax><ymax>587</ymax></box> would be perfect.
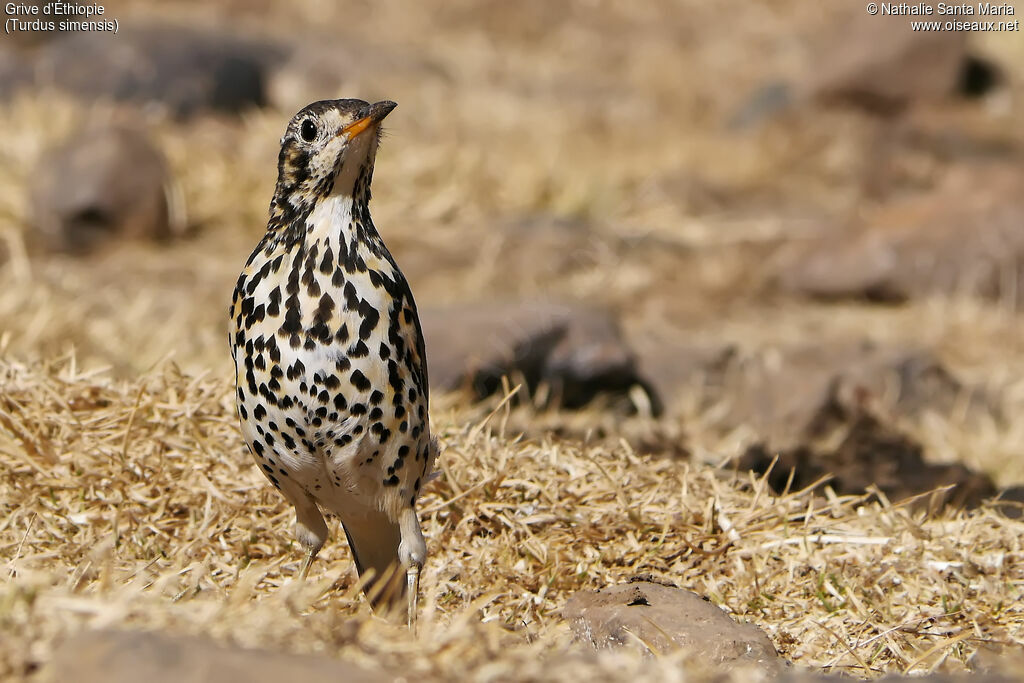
<box><xmin>1</xmin><ymin>356</ymin><xmax>1022</xmax><ymax>680</ymax></box>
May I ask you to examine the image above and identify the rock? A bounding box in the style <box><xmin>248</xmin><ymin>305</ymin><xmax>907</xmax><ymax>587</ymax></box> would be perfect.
<box><xmin>563</xmin><ymin>580</ymin><xmax>780</xmax><ymax>670</ymax></box>
<box><xmin>29</xmin><ymin>124</ymin><xmax>180</xmax><ymax>253</ymax></box>
<box><xmin>636</xmin><ymin>338</ymin><xmax>990</xmax><ymax>441</ymax></box>
<box><xmin>778</xmin><ymin>163</ymin><xmax>1024</xmax><ymax>305</ymax></box>
<box><xmin>805</xmin><ymin>8</ymin><xmax>969</xmax><ymax>112</ymax></box>
<box><xmin>45</xmin><ymin>629</ymin><xmax>390</xmax><ymax>683</ymax></box>
<box><xmin>991</xmin><ymin>485</ymin><xmax>1024</xmax><ymax>520</ymax></box>
<box><xmin>34</xmin><ymin>25</ymin><xmax>280</xmax><ymax>117</ymax></box>
<box><xmin>422</xmin><ymin>300</ymin><xmax>656</xmax><ymax>411</ymax></box>
<box><xmin>633</xmin><ymin>339</ymin><xmax>737</xmax><ymax>414</ymax></box>
<box><xmin>738</xmin><ymin>411</ymin><xmax>997</xmax><ymax>510</ymax></box>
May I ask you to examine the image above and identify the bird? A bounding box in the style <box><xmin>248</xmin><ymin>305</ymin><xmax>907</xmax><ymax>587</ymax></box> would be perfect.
<box><xmin>229</xmin><ymin>99</ymin><xmax>437</xmax><ymax>628</ymax></box>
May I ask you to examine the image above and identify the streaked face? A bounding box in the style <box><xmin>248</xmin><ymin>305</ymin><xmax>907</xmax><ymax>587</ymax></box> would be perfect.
<box><xmin>276</xmin><ymin>99</ymin><xmax>397</xmax><ymax>202</ymax></box>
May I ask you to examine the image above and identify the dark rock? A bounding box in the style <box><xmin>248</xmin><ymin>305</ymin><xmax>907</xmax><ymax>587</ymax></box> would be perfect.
<box><xmin>806</xmin><ymin>8</ymin><xmax>968</xmax><ymax>113</ymax></box>
<box><xmin>563</xmin><ymin>581</ymin><xmax>780</xmax><ymax>669</ymax></box>
<box><xmin>46</xmin><ymin>629</ymin><xmax>390</xmax><ymax>683</ymax></box>
<box><xmin>34</xmin><ymin>25</ymin><xmax>281</xmax><ymax>117</ymax></box>
<box><xmin>421</xmin><ymin>300</ymin><xmax>657</xmax><ymax>411</ymax></box>
<box><xmin>778</xmin><ymin>163</ymin><xmax>1024</xmax><ymax>305</ymax></box>
<box><xmin>991</xmin><ymin>486</ymin><xmax>1024</xmax><ymax>520</ymax></box>
<box><xmin>636</xmin><ymin>338</ymin><xmax>990</xmax><ymax>440</ymax></box>
<box><xmin>738</xmin><ymin>411</ymin><xmax>997</xmax><ymax>510</ymax></box>
<box><xmin>29</xmin><ymin>124</ymin><xmax>180</xmax><ymax>253</ymax></box>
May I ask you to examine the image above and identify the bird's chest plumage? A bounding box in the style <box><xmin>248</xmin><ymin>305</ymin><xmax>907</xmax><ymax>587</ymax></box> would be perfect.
<box><xmin>231</xmin><ymin>197</ymin><xmax>431</xmax><ymax>519</ymax></box>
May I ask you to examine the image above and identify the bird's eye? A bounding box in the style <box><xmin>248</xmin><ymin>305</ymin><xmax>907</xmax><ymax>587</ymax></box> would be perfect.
<box><xmin>300</xmin><ymin>119</ymin><xmax>318</xmax><ymax>142</ymax></box>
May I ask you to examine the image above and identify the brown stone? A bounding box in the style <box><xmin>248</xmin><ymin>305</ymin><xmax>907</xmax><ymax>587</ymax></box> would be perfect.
<box><xmin>778</xmin><ymin>163</ymin><xmax>1024</xmax><ymax>305</ymax></box>
<box><xmin>34</xmin><ymin>25</ymin><xmax>277</xmax><ymax>117</ymax></box>
<box><xmin>29</xmin><ymin>124</ymin><xmax>181</xmax><ymax>253</ymax></box>
<box><xmin>805</xmin><ymin>7</ymin><xmax>968</xmax><ymax>112</ymax></box>
<box><xmin>44</xmin><ymin>629</ymin><xmax>391</xmax><ymax>683</ymax></box>
<box><xmin>636</xmin><ymin>338</ymin><xmax>990</xmax><ymax>442</ymax></box>
<box><xmin>421</xmin><ymin>300</ymin><xmax>656</xmax><ymax>411</ymax></box>
<box><xmin>563</xmin><ymin>581</ymin><xmax>780</xmax><ymax>670</ymax></box>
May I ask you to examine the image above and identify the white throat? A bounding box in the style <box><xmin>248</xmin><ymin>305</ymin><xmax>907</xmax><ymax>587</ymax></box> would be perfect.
<box><xmin>330</xmin><ymin>130</ymin><xmax>376</xmax><ymax>198</ymax></box>
<box><xmin>306</xmin><ymin>194</ymin><xmax>355</xmax><ymax>244</ymax></box>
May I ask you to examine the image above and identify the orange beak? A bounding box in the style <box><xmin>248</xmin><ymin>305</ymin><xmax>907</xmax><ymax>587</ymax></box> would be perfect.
<box><xmin>339</xmin><ymin>100</ymin><xmax>397</xmax><ymax>140</ymax></box>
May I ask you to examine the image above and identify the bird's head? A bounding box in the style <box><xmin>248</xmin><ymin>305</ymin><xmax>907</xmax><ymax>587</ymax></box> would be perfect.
<box><xmin>273</xmin><ymin>99</ymin><xmax>396</xmax><ymax>206</ymax></box>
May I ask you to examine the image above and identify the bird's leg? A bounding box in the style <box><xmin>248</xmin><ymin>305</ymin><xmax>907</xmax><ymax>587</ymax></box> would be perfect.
<box><xmin>397</xmin><ymin>507</ymin><xmax>427</xmax><ymax>632</ymax></box>
<box><xmin>407</xmin><ymin>563</ymin><xmax>420</xmax><ymax>632</ymax></box>
<box><xmin>299</xmin><ymin>549</ymin><xmax>318</xmax><ymax>580</ymax></box>
<box><xmin>291</xmin><ymin>492</ymin><xmax>328</xmax><ymax>581</ymax></box>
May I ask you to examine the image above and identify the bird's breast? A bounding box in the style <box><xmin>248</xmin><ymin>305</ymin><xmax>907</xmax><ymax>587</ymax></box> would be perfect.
<box><xmin>232</xmin><ymin>221</ymin><xmax>431</xmax><ymax>518</ymax></box>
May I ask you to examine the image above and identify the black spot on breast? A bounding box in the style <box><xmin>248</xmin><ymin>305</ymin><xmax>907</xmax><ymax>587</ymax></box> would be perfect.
<box><xmin>287</xmin><ymin>359</ymin><xmax>305</xmax><ymax>381</ymax></box>
<box><xmin>348</xmin><ymin>340</ymin><xmax>369</xmax><ymax>358</ymax></box>
<box><xmin>343</xmin><ymin>281</ymin><xmax>359</xmax><ymax>310</ymax></box>
<box><xmin>267</xmin><ymin>286</ymin><xmax>282</xmax><ymax>317</ymax></box>
<box><xmin>309</xmin><ymin>320</ymin><xmax>331</xmax><ymax>343</ymax></box>
<box><xmin>350</xmin><ymin>370</ymin><xmax>371</xmax><ymax>392</ymax></box>
<box><xmin>358</xmin><ymin>300</ymin><xmax>380</xmax><ymax>340</ymax></box>
<box><xmin>319</xmin><ymin>246</ymin><xmax>334</xmax><ymax>274</ymax></box>
<box><xmin>315</xmin><ymin>293</ymin><xmax>335</xmax><ymax>321</ymax></box>
<box><xmin>281</xmin><ymin>304</ymin><xmax>301</xmax><ymax>336</ymax></box>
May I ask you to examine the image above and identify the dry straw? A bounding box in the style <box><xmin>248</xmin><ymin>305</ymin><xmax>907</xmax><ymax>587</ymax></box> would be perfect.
<box><xmin>2</xmin><ymin>355</ymin><xmax>1022</xmax><ymax>680</ymax></box>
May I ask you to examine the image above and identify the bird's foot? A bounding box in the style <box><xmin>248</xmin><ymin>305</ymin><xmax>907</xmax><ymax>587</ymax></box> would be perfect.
<box><xmin>298</xmin><ymin>550</ymin><xmax>316</xmax><ymax>580</ymax></box>
<box><xmin>407</xmin><ymin>564</ymin><xmax>420</xmax><ymax>633</ymax></box>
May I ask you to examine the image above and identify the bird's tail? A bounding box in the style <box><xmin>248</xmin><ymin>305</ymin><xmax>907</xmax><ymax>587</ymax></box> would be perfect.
<box><xmin>341</xmin><ymin>512</ymin><xmax>405</xmax><ymax>614</ymax></box>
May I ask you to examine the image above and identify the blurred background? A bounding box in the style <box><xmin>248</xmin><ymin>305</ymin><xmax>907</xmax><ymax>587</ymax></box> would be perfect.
<box><xmin>2</xmin><ymin>0</ymin><xmax>1024</xmax><ymax>507</ymax></box>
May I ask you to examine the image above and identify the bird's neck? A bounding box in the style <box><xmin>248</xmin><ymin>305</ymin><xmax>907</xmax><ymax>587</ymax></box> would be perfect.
<box><xmin>249</xmin><ymin>184</ymin><xmax>390</xmax><ymax>275</ymax></box>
